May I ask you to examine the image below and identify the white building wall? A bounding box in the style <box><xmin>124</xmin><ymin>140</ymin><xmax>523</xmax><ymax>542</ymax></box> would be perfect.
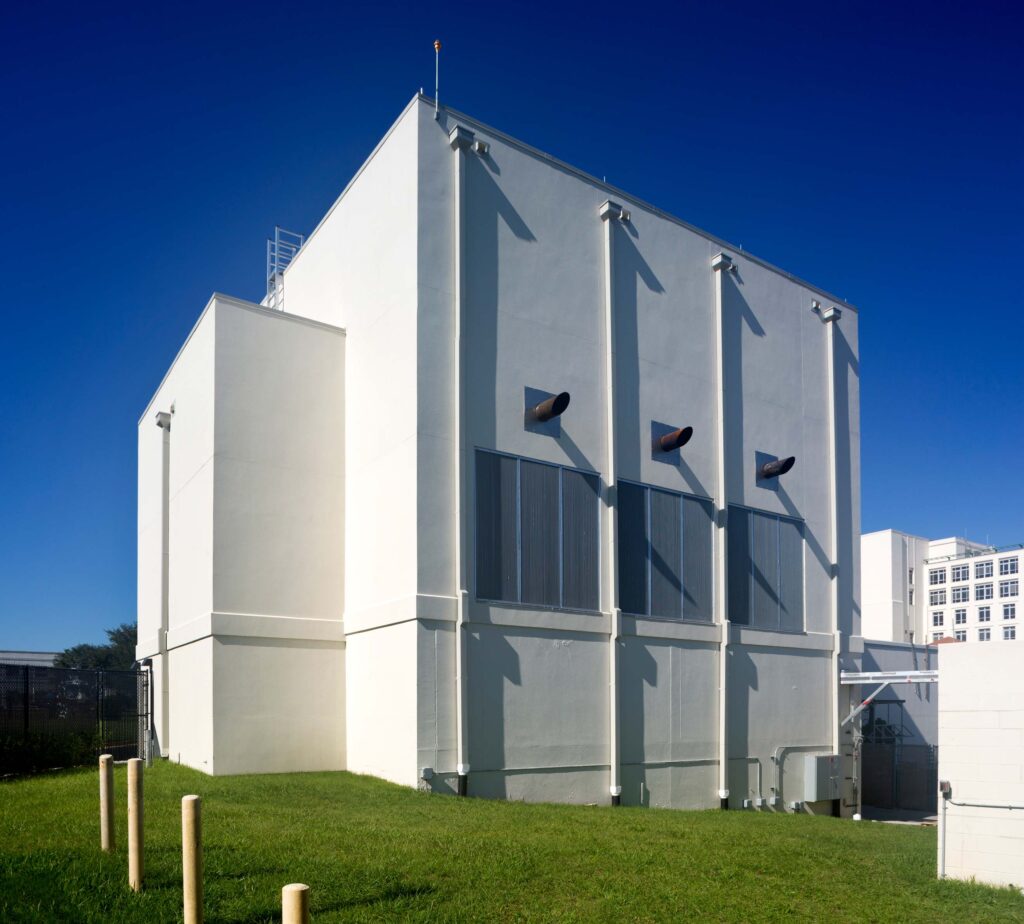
<box><xmin>344</xmin><ymin>620</ymin><xmax>419</xmax><ymax>787</ymax></box>
<box><xmin>411</xmin><ymin>97</ymin><xmax>860</xmax><ymax>810</ymax></box>
<box><xmin>938</xmin><ymin>641</ymin><xmax>1024</xmax><ymax>888</ymax></box>
<box><xmin>861</xmin><ymin>529</ymin><xmax>929</xmax><ymax>643</ymax></box>
<box><xmin>141</xmin><ymin>96</ymin><xmax>863</xmax><ymax>809</ymax></box>
<box><xmin>138</xmin><ymin>295</ymin><xmax>345</xmax><ymax>774</ymax></box>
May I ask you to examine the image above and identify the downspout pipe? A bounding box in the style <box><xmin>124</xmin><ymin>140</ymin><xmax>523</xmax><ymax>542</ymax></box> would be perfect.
<box><xmin>450</xmin><ymin>124</ymin><xmax>477</xmax><ymax>796</ymax></box>
<box><xmin>817</xmin><ymin>302</ymin><xmax>844</xmax><ymax>811</ymax></box>
<box><xmin>711</xmin><ymin>253</ymin><xmax>733</xmax><ymax>809</ymax></box>
<box><xmin>599</xmin><ymin>200</ymin><xmax>628</xmax><ymax>806</ymax></box>
<box><xmin>155</xmin><ymin>410</ymin><xmax>172</xmax><ymax>758</ymax></box>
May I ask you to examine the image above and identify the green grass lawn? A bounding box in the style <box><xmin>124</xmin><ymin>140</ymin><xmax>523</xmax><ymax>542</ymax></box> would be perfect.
<box><xmin>1</xmin><ymin>763</ymin><xmax>1021</xmax><ymax>923</ymax></box>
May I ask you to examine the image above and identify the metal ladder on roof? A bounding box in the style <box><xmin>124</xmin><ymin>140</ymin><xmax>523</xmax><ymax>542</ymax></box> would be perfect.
<box><xmin>265</xmin><ymin>227</ymin><xmax>304</xmax><ymax>311</ymax></box>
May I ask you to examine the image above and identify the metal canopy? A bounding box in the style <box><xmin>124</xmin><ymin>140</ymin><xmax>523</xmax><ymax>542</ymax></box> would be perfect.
<box><xmin>840</xmin><ymin>669</ymin><xmax>938</xmax><ymax>728</ymax></box>
<box><xmin>840</xmin><ymin>670</ymin><xmax>938</xmax><ymax>686</ymax></box>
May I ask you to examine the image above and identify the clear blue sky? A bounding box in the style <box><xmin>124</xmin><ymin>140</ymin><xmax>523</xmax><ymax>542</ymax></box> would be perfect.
<box><xmin>2</xmin><ymin>1</ymin><xmax>1021</xmax><ymax>651</ymax></box>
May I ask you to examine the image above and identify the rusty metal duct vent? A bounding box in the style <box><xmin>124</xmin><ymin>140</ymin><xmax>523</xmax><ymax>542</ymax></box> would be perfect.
<box><xmin>531</xmin><ymin>392</ymin><xmax>571</xmax><ymax>423</ymax></box>
<box><xmin>657</xmin><ymin>426</ymin><xmax>693</xmax><ymax>453</ymax></box>
<box><xmin>759</xmin><ymin>456</ymin><xmax>796</xmax><ymax>480</ymax></box>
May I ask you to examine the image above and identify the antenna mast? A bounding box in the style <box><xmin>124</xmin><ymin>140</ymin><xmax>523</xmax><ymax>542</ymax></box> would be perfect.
<box><xmin>434</xmin><ymin>39</ymin><xmax>441</xmax><ymax>120</ymax></box>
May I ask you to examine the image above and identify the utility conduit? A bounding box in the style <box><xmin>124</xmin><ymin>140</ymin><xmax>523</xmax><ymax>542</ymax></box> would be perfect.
<box><xmin>599</xmin><ymin>200</ymin><xmax>627</xmax><ymax>805</ymax></box>
<box><xmin>711</xmin><ymin>253</ymin><xmax>733</xmax><ymax>809</ymax></box>
<box><xmin>449</xmin><ymin>124</ymin><xmax>473</xmax><ymax>796</ymax></box>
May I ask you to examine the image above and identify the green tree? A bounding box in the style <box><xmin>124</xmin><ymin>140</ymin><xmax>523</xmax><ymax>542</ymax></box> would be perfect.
<box><xmin>54</xmin><ymin>623</ymin><xmax>137</xmax><ymax>670</ymax></box>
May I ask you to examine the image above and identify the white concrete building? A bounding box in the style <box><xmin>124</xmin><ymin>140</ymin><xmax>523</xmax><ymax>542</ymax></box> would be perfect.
<box><xmin>137</xmin><ymin>94</ymin><xmax>863</xmax><ymax>813</ymax></box>
<box><xmin>938</xmin><ymin>641</ymin><xmax>1024</xmax><ymax>888</ymax></box>
<box><xmin>862</xmin><ymin>530</ymin><xmax>1021</xmax><ymax>645</ymax></box>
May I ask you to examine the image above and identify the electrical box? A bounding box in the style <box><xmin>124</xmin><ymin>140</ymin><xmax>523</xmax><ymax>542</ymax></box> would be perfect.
<box><xmin>802</xmin><ymin>753</ymin><xmax>841</xmax><ymax>802</ymax></box>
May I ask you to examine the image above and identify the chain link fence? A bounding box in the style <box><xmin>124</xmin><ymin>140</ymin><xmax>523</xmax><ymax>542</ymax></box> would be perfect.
<box><xmin>0</xmin><ymin>664</ymin><xmax>148</xmax><ymax>774</ymax></box>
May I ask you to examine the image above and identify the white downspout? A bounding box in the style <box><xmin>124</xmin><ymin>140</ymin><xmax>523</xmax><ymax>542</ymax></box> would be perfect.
<box><xmin>450</xmin><ymin>124</ymin><xmax>475</xmax><ymax>795</ymax></box>
<box><xmin>711</xmin><ymin>252</ymin><xmax>733</xmax><ymax>809</ymax></box>
<box><xmin>599</xmin><ymin>200</ymin><xmax>627</xmax><ymax>806</ymax></box>
<box><xmin>818</xmin><ymin>303</ymin><xmax>844</xmax><ymax>760</ymax></box>
<box><xmin>155</xmin><ymin>410</ymin><xmax>172</xmax><ymax>757</ymax></box>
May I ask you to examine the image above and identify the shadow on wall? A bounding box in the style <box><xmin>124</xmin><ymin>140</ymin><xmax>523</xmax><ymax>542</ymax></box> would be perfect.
<box><xmin>466</xmin><ymin>625</ymin><xmax>520</xmax><ymax>795</ymax></box>
<box><xmin>832</xmin><ymin>321</ymin><xmax>859</xmax><ymax>635</ymax></box>
<box><xmin>727</xmin><ymin>645</ymin><xmax>756</xmax><ymax>806</ymax></box>
<box><xmin>720</xmin><ymin>265</ymin><xmax>764</xmax><ymax>508</ymax></box>
<box><xmin>619</xmin><ymin>638</ymin><xmax>657</xmax><ymax>806</ymax></box>
<box><xmin>463</xmin><ymin>144</ymin><xmax>537</xmax><ymax>459</ymax></box>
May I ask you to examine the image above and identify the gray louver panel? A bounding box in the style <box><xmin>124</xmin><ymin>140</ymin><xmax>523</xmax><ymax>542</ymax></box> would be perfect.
<box><xmin>751</xmin><ymin>510</ymin><xmax>780</xmax><ymax>629</ymax></box>
<box><xmin>520</xmin><ymin>460</ymin><xmax>560</xmax><ymax>606</ymax></box>
<box><xmin>778</xmin><ymin>517</ymin><xmax>804</xmax><ymax>632</ymax></box>
<box><xmin>562</xmin><ymin>470</ymin><xmax>600</xmax><ymax>611</ymax></box>
<box><xmin>618</xmin><ymin>482</ymin><xmax>647</xmax><ymax>617</ymax></box>
<box><xmin>683</xmin><ymin>496</ymin><xmax>714</xmax><ymax>622</ymax></box>
<box><xmin>649</xmin><ymin>489</ymin><xmax>682</xmax><ymax>619</ymax></box>
<box><xmin>727</xmin><ymin>506</ymin><xmax>751</xmax><ymax>625</ymax></box>
<box><xmin>475</xmin><ymin>451</ymin><xmax>518</xmax><ymax>601</ymax></box>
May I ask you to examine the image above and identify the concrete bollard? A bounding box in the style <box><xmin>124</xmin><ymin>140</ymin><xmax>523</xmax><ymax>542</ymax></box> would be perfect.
<box><xmin>182</xmin><ymin>795</ymin><xmax>203</xmax><ymax>924</ymax></box>
<box><xmin>99</xmin><ymin>754</ymin><xmax>114</xmax><ymax>852</ymax></box>
<box><xmin>127</xmin><ymin>757</ymin><xmax>144</xmax><ymax>891</ymax></box>
<box><xmin>282</xmin><ymin>883</ymin><xmax>310</xmax><ymax>924</ymax></box>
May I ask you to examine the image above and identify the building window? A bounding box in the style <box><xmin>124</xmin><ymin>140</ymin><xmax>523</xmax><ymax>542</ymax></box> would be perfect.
<box><xmin>475</xmin><ymin>450</ymin><xmax>600</xmax><ymax>611</ymax></box>
<box><xmin>979</xmin><ymin>606</ymin><xmax>991</xmax><ymax>622</ymax></box>
<box><xmin>976</xmin><ymin>561</ymin><xmax>993</xmax><ymax>579</ymax></box>
<box><xmin>951</xmin><ymin>564</ymin><xmax>969</xmax><ymax>582</ymax></box>
<box><xmin>979</xmin><ymin>627</ymin><xmax>991</xmax><ymax>641</ymax></box>
<box><xmin>909</xmin><ymin>588</ymin><xmax>915</xmax><ymax>605</ymax></box>
<box><xmin>929</xmin><ymin>589</ymin><xmax>946</xmax><ymax>606</ymax></box>
<box><xmin>954</xmin><ymin>630</ymin><xmax>967</xmax><ymax>641</ymax></box>
<box><xmin>618</xmin><ymin>482</ymin><xmax>714</xmax><ymax>622</ymax></box>
<box><xmin>1000</xmin><ymin>557</ymin><xmax>1019</xmax><ymax>576</ymax></box>
<box><xmin>931</xmin><ymin>611</ymin><xmax>944</xmax><ymax>626</ymax></box>
<box><xmin>975</xmin><ymin>583</ymin><xmax>993</xmax><ymax>601</ymax></box>
<box><xmin>1004</xmin><ymin>604</ymin><xmax>1016</xmax><ymax>620</ymax></box>
<box><xmin>1004</xmin><ymin>626</ymin><xmax>1016</xmax><ymax>641</ymax></box>
<box><xmin>929</xmin><ymin>568</ymin><xmax>946</xmax><ymax>585</ymax></box>
<box><xmin>727</xmin><ymin>506</ymin><xmax>804</xmax><ymax>632</ymax></box>
<box><xmin>909</xmin><ymin>567</ymin><xmax>915</xmax><ymax>585</ymax></box>
<box><xmin>932</xmin><ymin>632</ymin><xmax>944</xmax><ymax>641</ymax></box>
<box><xmin>954</xmin><ymin>609</ymin><xmax>967</xmax><ymax>625</ymax></box>
<box><xmin>951</xmin><ymin>586</ymin><xmax>970</xmax><ymax>603</ymax></box>
<box><xmin>999</xmin><ymin>579</ymin><xmax>1019</xmax><ymax>598</ymax></box>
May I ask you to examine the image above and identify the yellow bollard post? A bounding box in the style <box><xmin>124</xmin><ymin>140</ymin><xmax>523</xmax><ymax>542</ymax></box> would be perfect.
<box><xmin>182</xmin><ymin>795</ymin><xmax>203</xmax><ymax>924</ymax></box>
<box><xmin>282</xmin><ymin>883</ymin><xmax>310</xmax><ymax>924</ymax></box>
<box><xmin>127</xmin><ymin>757</ymin><xmax>144</xmax><ymax>891</ymax></box>
<box><xmin>99</xmin><ymin>754</ymin><xmax>114</xmax><ymax>852</ymax></box>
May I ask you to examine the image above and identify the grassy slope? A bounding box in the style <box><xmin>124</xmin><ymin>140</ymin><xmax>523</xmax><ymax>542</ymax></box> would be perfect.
<box><xmin>0</xmin><ymin>763</ymin><xmax>1021</xmax><ymax>923</ymax></box>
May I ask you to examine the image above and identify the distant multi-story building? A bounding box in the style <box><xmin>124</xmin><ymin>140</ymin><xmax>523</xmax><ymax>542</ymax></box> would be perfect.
<box><xmin>862</xmin><ymin>530</ymin><xmax>1021</xmax><ymax>644</ymax></box>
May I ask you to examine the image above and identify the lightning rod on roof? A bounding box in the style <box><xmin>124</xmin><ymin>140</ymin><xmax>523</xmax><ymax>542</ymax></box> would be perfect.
<box><xmin>434</xmin><ymin>40</ymin><xmax>442</xmax><ymax>120</ymax></box>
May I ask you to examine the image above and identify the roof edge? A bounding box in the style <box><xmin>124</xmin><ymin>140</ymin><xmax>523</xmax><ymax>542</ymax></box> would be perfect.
<box><xmin>419</xmin><ymin>93</ymin><xmax>859</xmax><ymax>313</ymax></box>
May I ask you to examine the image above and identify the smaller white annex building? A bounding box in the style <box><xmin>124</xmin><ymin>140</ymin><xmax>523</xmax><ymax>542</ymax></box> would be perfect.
<box><xmin>938</xmin><ymin>640</ymin><xmax>1024</xmax><ymax>888</ymax></box>
<box><xmin>862</xmin><ymin>530</ymin><xmax>1021</xmax><ymax>646</ymax></box>
<box><xmin>138</xmin><ymin>94</ymin><xmax>864</xmax><ymax>813</ymax></box>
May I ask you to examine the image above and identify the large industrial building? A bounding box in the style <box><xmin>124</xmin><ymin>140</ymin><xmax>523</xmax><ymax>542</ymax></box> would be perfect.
<box><xmin>136</xmin><ymin>94</ymin><xmax>863</xmax><ymax>813</ymax></box>
<box><xmin>862</xmin><ymin>530</ymin><xmax>1021</xmax><ymax>644</ymax></box>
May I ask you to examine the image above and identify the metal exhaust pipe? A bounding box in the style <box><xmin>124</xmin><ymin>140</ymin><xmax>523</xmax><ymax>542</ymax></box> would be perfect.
<box><xmin>531</xmin><ymin>391</ymin><xmax>570</xmax><ymax>422</ymax></box>
<box><xmin>759</xmin><ymin>456</ymin><xmax>796</xmax><ymax>480</ymax></box>
<box><xmin>657</xmin><ymin>426</ymin><xmax>693</xmax><ymax>452</ymax></box>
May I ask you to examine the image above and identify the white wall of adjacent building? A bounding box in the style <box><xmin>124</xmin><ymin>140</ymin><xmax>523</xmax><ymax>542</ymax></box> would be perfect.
<box><xmin>938</xmin><ymin>640</ymin><xmax>1024</xmax><ymax>888</ymax></box>
<box><xmin>861</xmin><ymin>531</ymin><xmax>1020</xmax><ymax>646</ymax></box>
<box><xmin>138</xmin><ymin>95</ymin><xmax>862</xmax><ymax>812</ymax></box>
<box><xmin>136</xmin><ymin>294</ymin><xmax>346</xmax><ymax>774</ymax></box>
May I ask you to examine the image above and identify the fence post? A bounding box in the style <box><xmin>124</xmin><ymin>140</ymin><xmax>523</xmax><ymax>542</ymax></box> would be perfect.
<box><xmin>182</xmin><ymin>795</ymin><xmax>203</xmax><ymax>924</ymax></box>
<box><xmin>22</xmin><ymin>664</ymin><xmax>29</xmax><ymax>743</ymax></box>
<box><xmin>282</xmin><ymin>884</ymin><xmax>309</xmax><ymax>924</ymax></box>
<box><xmin>127</xmin><ymin>757</ymin><xmax>144</xmax><ymax>891</ymax></box>
<box><xmin>99</xmin><ymin>754</ymin><xmax>115</xmax><ymax>851</ymax></box>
